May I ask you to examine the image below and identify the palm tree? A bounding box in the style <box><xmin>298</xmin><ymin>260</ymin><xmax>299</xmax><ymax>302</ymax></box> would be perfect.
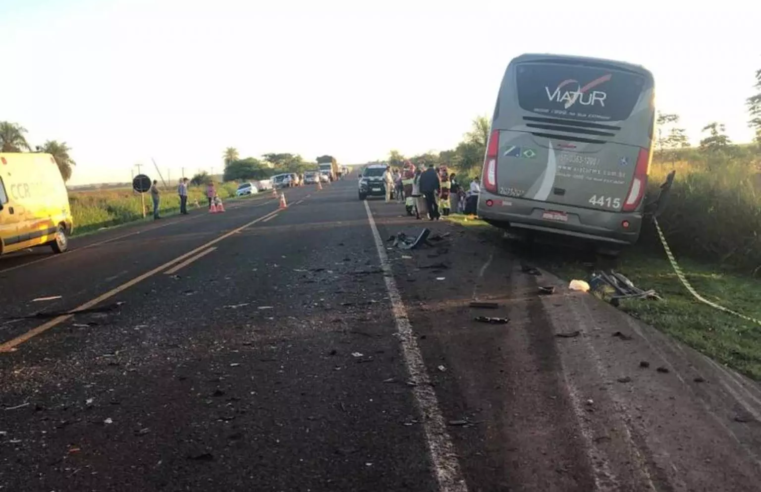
<box><xmin>41</xmin><ymin>140</ymin><xmax>76</xmax><ymax>182</ymax></box>
<box><xmin>223</xmin><ymin>147</ymin><xmax>239</xmax><ymax>165</ymax></box>
<box><xmin>0</xmin><ymin>122</ymin><xmax>31</xmax><ymax>152</ymax></box>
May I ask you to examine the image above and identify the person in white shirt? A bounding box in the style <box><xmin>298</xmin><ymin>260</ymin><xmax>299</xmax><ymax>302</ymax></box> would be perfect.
<box><xmin>177</xmin><ymin>178</ymin><xmax>189</xmax><ymax>215</ymax></box>
<box><xmin>383</xmin><ymin>166</ymin><xmax>394</xmax><ymax>203</ymax></box>
<box><xmin>466</xmin><ymin>176</ymin><xmax>481</xmax><ymax>215</ymax></box>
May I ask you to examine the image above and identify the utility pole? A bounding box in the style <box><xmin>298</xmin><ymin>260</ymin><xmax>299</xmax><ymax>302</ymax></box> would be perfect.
<box><xmin>182</xmin><ymin>167</ymin><xmax>185</xmax><ymax>179</ymax></box>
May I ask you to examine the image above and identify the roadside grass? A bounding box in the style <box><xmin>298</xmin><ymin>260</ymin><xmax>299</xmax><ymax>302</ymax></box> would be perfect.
<box><xmin>549</xmin><ymin>248</ymin><xmax>761</xmax><ymax>380</ymax></box>
<box><xmin>69</xmin><ymin>182</ymin><xmax>243</xmax><ymax>236</ymax></box>
<box><xmin>446</xmin><ymin>214</ymin><xmax>761</xmax><ymax>380</ymax></box>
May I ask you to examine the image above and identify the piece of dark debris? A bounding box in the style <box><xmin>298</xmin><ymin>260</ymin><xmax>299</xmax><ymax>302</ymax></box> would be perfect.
<box><xmin>656</xmin><ymin>366</ymin><xmax>670</xmax><ymax>374</ymax></box>
<box><xmin>612</xmin><ymin>331</ymin><xmax>633</xmax><ymax>341</ymax></box>
<box><xmin>639</xmin><ymin>361</ymin><xmax>650</xmax><ymax>368</ymax></box>
<box><xmin>555</xmin><ymin>331</ymin><xmax>581</xmax><ymax>339</ymax></box>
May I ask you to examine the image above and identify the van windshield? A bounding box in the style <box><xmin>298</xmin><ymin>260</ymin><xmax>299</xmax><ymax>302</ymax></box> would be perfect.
<box><xmin>515</xmin><ymin>63</ymin><xmax>644</xmax><ymax>122</ymax></box>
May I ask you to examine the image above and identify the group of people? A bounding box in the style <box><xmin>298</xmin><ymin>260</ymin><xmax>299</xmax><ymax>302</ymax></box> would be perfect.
<box><xmin>148</xmin><ymin>179</ymin><xmax>221</xmax><ymax>220</ymax></box>
<box><xmin>382</xmin><ymin>162</ymin><xmax>481</xmax><ymax>221</ymax></box>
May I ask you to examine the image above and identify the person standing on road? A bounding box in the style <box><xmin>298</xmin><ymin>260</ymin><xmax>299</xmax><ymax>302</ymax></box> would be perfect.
<box><xmin>418</xmin><ymin>163</ymin><xmax>440</xmax><ymax>220</ymax></box>
<box><xmin>150</xmin><ymin>180</ymin><xmax>161</xmax><ymax>220</ymax></box>
<box><xmin>178</xmin><ymin>178</ymin><xmax>189</xmax><ymax>215</ymax></box>
<box><xmin>206</xmin><ymin>182</ymin><xmax>216</xmax><ymax>209</ymax></box>
<box><xmin>411</xmin><ymin>166</ymin><xmax>425</xmax><ymax>220</ymax></box>
<box><xmin>383</xmin><ymin>166</ymin><xmax>394</xmax><ymax>203</ymax></box>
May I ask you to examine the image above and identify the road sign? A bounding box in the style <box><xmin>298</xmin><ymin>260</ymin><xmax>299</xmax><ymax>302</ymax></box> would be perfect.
<box><xmin>133</xmin><ymin>174</ymin><xmax>151</xmax><ymax>193</ymax></box>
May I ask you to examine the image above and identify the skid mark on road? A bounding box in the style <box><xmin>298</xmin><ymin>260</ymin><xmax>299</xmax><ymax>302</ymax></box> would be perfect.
<box><xmin>363</xmin><ymin>200</ymin><xmax>468</xmax><ymax>492</ymax></box>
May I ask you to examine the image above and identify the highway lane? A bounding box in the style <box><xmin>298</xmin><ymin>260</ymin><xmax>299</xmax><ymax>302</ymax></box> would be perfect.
<box><xmin>3</xmin><ymin>177</ymin><xmax>761</xmax><ymax>491</ymax></box>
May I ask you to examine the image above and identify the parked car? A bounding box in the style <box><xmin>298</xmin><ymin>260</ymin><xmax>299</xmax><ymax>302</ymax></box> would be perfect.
<box><xmin>272</xmin><ymin>173</ymin><xmax>292</xmax><ymax>188</ymax></box>
<box><xmin>256</xmin><ymin>179</ymin><xmax>273</xmax><ymax>191</ymax></box>
<box><xmin>235</xmin><ymin>182</ymin><xmax>259</xmax><ymax>196</ymax></box>
<box><xmin>319</xmin><ymin>171</ymin><xmax>330</xmax><ymax>184</ymax></box>
<box><xmin>304</xmin><ymin>171</ymin><xmax>319</xmax><ymax>184</ymax></box>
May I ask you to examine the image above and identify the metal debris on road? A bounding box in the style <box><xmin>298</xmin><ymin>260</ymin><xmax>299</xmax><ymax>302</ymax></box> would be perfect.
<box><xmin>639</xmin><ymin>361</ymin><xmax>651</xmax><ymax>368</ymax></box>
<box><xmin>104</xmin><ymin>418</ymin><xmax>113</xmax><ymax>424</ymax></box>
<box><xmin>3</xmin><ymin>402</ymin><xmax>30</xmax><ymax>411</ymax></box>
<box><xmin>617</xmin><ymin>376</ymin><xmax>633</xmax><ymax>383</ymax></box>
<box><xmin>31</xmin><ymin>296</ymin><xmax>62</xmax><ymax>302</ymax></box>
<box><xmin>437</xmin><ymin>365</ymin><xmax>446</xmax><ymax>372</ymax></box>
<box><xmin>436</xmin><ymin>277</ymin><xmax>446</xmax><ymax>281</ymax></box>
<box><xmin>538</xmin><ymin>286</ymin><xmax>556</xmax><ymax>295</ymax></box>
<box><xmin>257</xmin><ymin>306</ymin><xmax>274</xmax><ymax>310</ymax></box>
<box><xmin>351</xmin><ymin>352</ymin><xmax>364</xmax><ymax>358</ymax></box>
<box><xmin>447</xmin><ymin>420</ymin><xmax>469</xmax><ymax>427</ymax></box>
<box><xmin>420</xmin><ymin>262</ymin><xmax>449</xmax><ymax>270</ymax></box>
<box><xmin>224</xmin><ymin>303</ymin><xmax>249</xmax><ymax>309</ymax></box>
<box><xmin>656</xmin><ymin>366</ymin><xmax>670</xmax><ymax>374</ymax></box>
<box><xmin>229</xmin><ymin>363</ymin><xmax>241</xmax><ymax>367</ymax></box>
<box><xmin>469</xmin><ymin>301</ymin><xmax>498</xmax><ymax>309</ymax></box>
<box><xmin>393</xmin><ymin>229</ymin><xmax>431</xmax><ymax>250</ymax></box>
<box><xmin>474</xmin><ymin>316</ymin><xmax>510</xmax><ymax>325</ymax></box>
<box><xmin>555</xmin><ymin>331</ymin><xmax>581</xmax><ymax>338</ymax></box>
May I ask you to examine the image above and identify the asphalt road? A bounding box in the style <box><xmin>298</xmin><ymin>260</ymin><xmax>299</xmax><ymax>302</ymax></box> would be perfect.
<box><xmin>2</xmin><ymin>178</ymin><xmax>761</xmax><ymax>492</ymax></box>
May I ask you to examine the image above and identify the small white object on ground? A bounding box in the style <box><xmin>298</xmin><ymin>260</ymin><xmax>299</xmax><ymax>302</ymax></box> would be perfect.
<box><xmin>569</xmin><ymin>280</ymin><xmax>591</xmax><ymax>292</ymax></box>
<box><xmin>351</xmin><ymin>352</ymin><xmax>364</xmax><ymax>358</ymax></box>
<box><xmin>258</xmin><ymin>306</ymin><xmax>274</xmax><ymax>310</ymax></box>
<box><xmin>32</xmin><ymin>296</ymin><xmax>62</xmax><ymax>302</ymax></box>
<box><xmin>436</xmin><ymin>277</ymin><xmax>446</xmax><ymax>281</ymax></box>
<box><xmin>104</xmin><ymin>418</ymin><xmax>113</xmax><ymax>424</ymax></box>
<box><xmin>437</xmin><ymin>365</ymin><xmax>446</xmax><ymax>372</ymax></box>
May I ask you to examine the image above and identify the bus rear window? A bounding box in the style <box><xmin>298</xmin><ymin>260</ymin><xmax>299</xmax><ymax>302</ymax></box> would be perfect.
<box><xmin>515</xmin><ymin>63</ymin><xmax>645</xmax><ymax>122</ymax></box>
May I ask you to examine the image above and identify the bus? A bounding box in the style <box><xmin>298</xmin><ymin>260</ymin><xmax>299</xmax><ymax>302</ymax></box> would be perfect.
<box><xmin>477</xmin><ymin>53</ymin><xmax>655</xmax><ymax>248</ymax></box>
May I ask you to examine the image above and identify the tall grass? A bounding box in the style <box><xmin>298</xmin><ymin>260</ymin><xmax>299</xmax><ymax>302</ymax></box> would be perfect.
<box><xmin>69</xmin><ymin>182</ymin><xmax>240</xmax><ymax>235</ymax></box>
<box><xmin>646</xmin><ymin>152</ymin><xmax>761</xmax><ymax>273</ymax></box>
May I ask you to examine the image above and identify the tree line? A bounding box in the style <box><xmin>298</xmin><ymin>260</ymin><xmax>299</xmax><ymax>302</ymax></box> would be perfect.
<box><xmin>195</xmin><ymin>148</ymin><xmax>333</xmax><ymax>185</ymax></box>
<box><xmin>0</xmin><ymin>121</ymin><xmax>75</xmax><ymax>181</ymax></box>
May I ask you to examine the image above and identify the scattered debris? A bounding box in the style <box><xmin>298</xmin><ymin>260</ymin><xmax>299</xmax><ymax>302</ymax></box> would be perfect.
<box><xmin>103</xmin><ymin>418</ymin><xmax>113</xmax><ymax>425</ymax></box>
<box><xmin>590</xmin><ymin>271</ymin><xmax>661</xmax><ymax>303</ymax></box>
<box><xmin>13</xmin><ymin>301</ymin><xmax>125</xmax><ymax>320</ymax></box>
<box><xmin>639</xmin><ymin>361</ymin><xmax>651</xmax><ymax>368</ymax></box>
<box><xmin>569</xmin><ymin>280</ymin><xmax>590</xmax><ymax>292</ymax></box>
<box><xmin>393</xmin><ymin>229</ymin><xmax>431</xmax><ymax>250</ymax></box>
<box><xmin>3</xmin><ymin>402</ymin><xmax>30</xmax><ymax>411</ymax></box>
<box><xmin>68</xmin><ymin>447</ymin><xmax>81</xmax><ymax>454</ymax></box>
<box><xmin>229</xmin><ymin>363</ymin><xmax>241</xmax><ymax>367</ymax></box>
<box><xmin>329</xmin><ymin>349</ymin><xmax>337</xmax><ymax>356</ymax></box>
<box><xmin>694</xmin><ymin>377</ymin><xmax>706</xmax><ymax>383</ymax></box>
<box><xmin>612</xmin><ymin>331</ymin><xmax>633</xmax><ymax>341</ymax></box>
<box><xmin>401</xmin><ymin>256</ymin><xmax>413</xmax><ymax>260</ymax></box>
<box><xmin>212</xmin><ymin>389</ymin><xmax>225</xmax><ymax>397</ymax></box>
<box><xmin>420</xmin><ymin>262</ymin><xmax>449</xmax><ymax>270</ymax></box>
<box><xmin>734</xmin><ymin>412</ymin><xmax>756</xmax><ymax>423</ymax></box>
<box><xmin>556</xmin><ymin>331</ymin><xmax>581</xmax><ymax>339</ymax></box>
<box><xmin>86</xmin><ymin>398</ymin><xmax>94</xmax><ymax>406</ymax></box>
<box><xmin>182</xmin><ymin>290</ymin><xmax>195</xmax><ymax>296</ymax></box>
<box><xmin>257</xmin><ymin>306</ymin><xmax>274</xmax><ymax>310</ymax></box>
<box><xmin>224</xmin><ymin>303</ymin><xmax>249</xmax><ymax>310</ymax></box>
<box><xmin>586</xmin><ymin>399</ymin><xmax>594</xmax><ymax>406</ymax></box>
<box><xmin>351</xmin><ymin>352</ymin><xmax>364</xmax><ymax>358</ymax></box>
<box><xmin>436</xmin><ymin>277</ymin><xmax>446</xmax><ymax>281</ymax></box>
<box><xmin>448</xmin><ymin>420</ymin><xmax>469</xmax><ymax>427</ymax></box>
<box><xmin>521</xmin><ymin>263</ymin><xmax>542</xmax><ymax>276</ymax></box>
<box><xmin>135</xmin><ymin>428</ymin><xmax>150</xmax><ymax>436</ymax></box>
<box><xmin>32</xmin><ymin>295</ymin><xmax>62</xmax><ymax>302</ymax></box>
<box><xmin>474</xmin><ymin>316</ymin><xmax>509</xmax><ymax>325</ymax></box>
<box><xmin>437</xmin><ymin>365</ymin><xmax>447</xmax><ymax>372</ymax></box>
<box><xmin>469</xmin><ymin>301</ymin><xmax>498</xmax><ymax>309</ymax></box>
<box><xmin>617</xmin><ymin>376</ymin><xmax>632</xmax><ymax>383</ymax></box>
<box><xmin>187</xmin><ymin>452</ymin><xmax>214</xmax><ymax>461</ymax></box>
<box><xmin>538</xmin><ymin>286</ymin><xmax>556</xmax><ymax>295</ymax></box>
<box><xmin>382</xmin><ymin>378</ymin><xmax>396</xmax><ymax>383</ymax></box>
<box><xmin>656</xmin><ymin>366</ymin><xmax>670</xmax><ymax>374</ymax></box>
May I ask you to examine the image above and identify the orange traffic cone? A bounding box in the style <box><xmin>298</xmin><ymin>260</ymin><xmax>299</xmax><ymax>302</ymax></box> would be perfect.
<box><xmin>216</xmin><ymin>199</ymin><xmax>226</xmax><ymax>212</ymax></box>
<box><xmin>317</xmin><ymin>179</ymin><xmax>323</xmax><ymax>190</ymax></box>
<box><xmin>279</xmin><ymin>192</ymin><xmax>288</xmax><ymax>210</ymax></box>
<box><xmin>209</xmin><ymin>202</ymin><xmax>218</xmax><ymax>213</ymax></box>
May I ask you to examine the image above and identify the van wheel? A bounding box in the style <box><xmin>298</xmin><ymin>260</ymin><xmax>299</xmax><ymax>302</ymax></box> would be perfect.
<box><xmin>51</xmin><ymin>226</ymin><xmax>68</xmax><ymax>254</ymax></box>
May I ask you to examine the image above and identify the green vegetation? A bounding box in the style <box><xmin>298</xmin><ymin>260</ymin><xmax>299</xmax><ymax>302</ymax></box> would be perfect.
<box><xmin>0</xmin><ymin>121</ymin><xmax>75</xmax><ymax>181</ymax></box>
<box><xmin>69</xmin><ymin>182</ymin><xmax>241</xmax><ymax>235</ymax></box>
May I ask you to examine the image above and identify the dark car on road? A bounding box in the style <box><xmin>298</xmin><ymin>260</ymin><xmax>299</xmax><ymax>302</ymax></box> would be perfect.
<box><xmin>358</xmin><ymin>164</ymin><xmax>388</xmax><ymax>200</ymax></box>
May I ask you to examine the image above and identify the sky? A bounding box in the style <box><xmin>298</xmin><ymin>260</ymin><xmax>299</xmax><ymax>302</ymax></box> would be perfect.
<box><xmin>1</xmin><ymin>0</ymin><xmax>759</xmax><ymax>185</ymax></box>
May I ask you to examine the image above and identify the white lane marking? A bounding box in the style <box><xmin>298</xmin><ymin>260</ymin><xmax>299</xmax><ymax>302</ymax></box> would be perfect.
<box><xmin>363</xmin><ymin>200</ymin><xmax>468</xmax><ymax>492</ymax></box>
<box><xmin>262</xmin><ymin>214</ymin><xmax>278</xmax><ymax>223</ymax></box>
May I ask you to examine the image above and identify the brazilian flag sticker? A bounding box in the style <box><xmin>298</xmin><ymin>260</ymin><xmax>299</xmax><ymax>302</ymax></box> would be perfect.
<box><xmin>522</xmin><ymin>148</ymin><xmax>537</xmax><ymax>159</ymax></box>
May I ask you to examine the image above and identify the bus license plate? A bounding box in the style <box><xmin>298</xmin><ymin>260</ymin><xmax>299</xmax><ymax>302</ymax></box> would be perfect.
<box><xmin>542</xmin><ymin>211</ymin><xmax>568</xmax><ymax>222</ymax></box>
